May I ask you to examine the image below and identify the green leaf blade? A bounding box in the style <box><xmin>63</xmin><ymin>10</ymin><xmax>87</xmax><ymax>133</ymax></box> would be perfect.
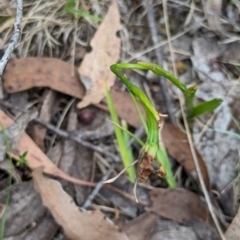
<box><xmin>137</xmin><ymin>62</ymin><xmax>187</xmax><ymax>93</ymax></box>
<box><xmin>188</xmin><ymin>98</ymin><xmax>223</xmax><ymax>119</ymax></box>
<box><xmin>104</xmin><ymin>84</ymin><xmax>136</xmax><ymax>182</ymax></box>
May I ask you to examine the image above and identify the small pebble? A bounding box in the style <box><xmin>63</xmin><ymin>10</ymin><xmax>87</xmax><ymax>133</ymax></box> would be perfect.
<box><xmin>78</xmin><ymin>109</ymin><xmax>95</xmax><ymax>125</ymax></box>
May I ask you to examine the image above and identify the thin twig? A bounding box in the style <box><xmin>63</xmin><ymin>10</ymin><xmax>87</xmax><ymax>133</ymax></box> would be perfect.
<box><xmin>0</xmin><ymin>0</ymin><xmax>23</xmax><ymax>98</ymax></box>
<box><xmin>49</xmin><ymin>98</ymin><xmax>75</xmax><ymax>150</ymax></box>
<box><xmin>33</xmin><ymin>118</ymin><xmax>118</xmax><ymax>161</ymax></box>
<box><xmin>0</xmin><ymin>100</ymin><xmax>118</xmax><ymax>161</ymax></box>
<box><xmin>162</xmin><ymin>1</ymin><xmax>225</xmax><ymax>239</ymax></box>
<box><xmin>146</xmin><ymin>1</ymin><xmax>176</xmax><ymax>123</ymax></box>
<box><xmin>82</xmin><ymin>165</ymin><xmax>115</xmax><ymax>209</ymax></box>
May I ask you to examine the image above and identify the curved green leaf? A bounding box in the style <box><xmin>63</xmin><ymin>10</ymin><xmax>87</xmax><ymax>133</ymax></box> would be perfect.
<box><xmin>188</xmin><ymin>98</ymin><xmax>223</xmax><ymax>119</ymax></box>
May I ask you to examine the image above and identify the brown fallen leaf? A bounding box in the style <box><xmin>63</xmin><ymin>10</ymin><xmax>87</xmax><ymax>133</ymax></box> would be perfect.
<box><xmin>77</xmin><ymin>0</ymin><xmax>121</xmax><ymax>108</ymax></box>
<box><xmin>0</xmin><ymin>110</ymin><xmax>95</xmax><ymax>187</ymax></box>
<box><xmin>145</xmin><ymin>188</ymin><xmax>208</xmax><ymax>224</ymax></box>
<box><xmin>3</xmin><ymin>57</ymin><xmax>84</xmax><ymax>97</ymax></box>
<box><xmin>3</xmin><ymin>58</ymin><xmax>142</xmax><ymax>127</ymax></box>
<box><xmin>32</xmin><ymin>167</ymin><xmax>129</xmax><ymax>240</ymax></box>
<box><xmin>225</xmin><ymin>207</ymin><xmax>240</xmax><ymax>240</ymax></box>
<box><xmin>162</xmin><ymin>123</ymin><xmax>210</xmax><ymax>188</ymax></box>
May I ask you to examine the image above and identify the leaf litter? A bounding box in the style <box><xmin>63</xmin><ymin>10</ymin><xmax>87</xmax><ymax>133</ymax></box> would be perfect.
<box><xmin>0</xmin><ymin>0</ymin><xmax>240</xmax><ymax>239</ymax></box>
<box><xmin>32</xmin><ymin>167</ymin><xmax>129</xmax><ymax>240</ymax></box>
<box><xmin>2</xmin><ymin>57</ymin><xmax>142</xmax><ymax>127</ymax></box>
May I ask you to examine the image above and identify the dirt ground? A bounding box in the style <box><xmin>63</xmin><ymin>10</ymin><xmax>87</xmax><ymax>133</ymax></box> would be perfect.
<box><xmin>0</xmin><ymin>0</ymin><xmax>240</xmax><ymax>239</ymax></box>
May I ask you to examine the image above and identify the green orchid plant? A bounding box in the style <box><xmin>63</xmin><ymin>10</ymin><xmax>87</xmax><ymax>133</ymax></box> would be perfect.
<box><xmin>105</xmin><ymin>62</ymin><xmax>222</xmax><ymax>201</ymax></box>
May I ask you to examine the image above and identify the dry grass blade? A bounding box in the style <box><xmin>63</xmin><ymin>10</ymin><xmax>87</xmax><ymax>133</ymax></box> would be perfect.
<box><xmin>103</xmin><ymin>160</ymin><xmax>138</xmax><ymax>184</ymax></box>
<box><xmin>0</xmin><ymin>0</ymin><xmax>105</xmax><ymax>58</ymax></box>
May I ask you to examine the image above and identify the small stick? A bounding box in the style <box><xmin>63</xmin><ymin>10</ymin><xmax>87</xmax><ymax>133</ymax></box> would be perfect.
<box><xmin>0</xmin><ymin>0</ymin><xmax>23</xmax><ymax>98</ymax></box>
<box><xmin>0</xmin><ymin>100</ymin><xmax>118</xmax><ymax>161</ymax></box>
<box><xmin>34</xmin><ymin>118</ymin><xmax>118</xmax><ymax>161</ymax></box>
<box><xmin>82</xmin><ymin>165</ymin><xmax>115</xmax><ymax>209</ymax></box>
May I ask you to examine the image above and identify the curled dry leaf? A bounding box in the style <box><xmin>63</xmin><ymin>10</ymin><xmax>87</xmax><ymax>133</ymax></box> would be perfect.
<box><xmin>77</xmin><ymin>0</ymin><xmax>121</xmax><ymax>108</ymax></box>
<box><xmin>162</xmin><ymin>123</ymin><xmax>210</xmax><ymax>188</ymax></box>
<box><xmin>0</xmin><ymin>110</ymin><xmax>95</xmax><ymax>187</ymax></box>
<box><xmin>145</xmin><ymin>188</ymin><xmax>208</xmax><ymax>224</ymax></box>
<box><xmin>32</xmin><ymin>168</ymin><xmax>129</xmax><ymax>240</ymax></box>
<box><xmin>3</xmin><ymin>58</ymin><xmax>141</xmax><ymax>127</ymax></box>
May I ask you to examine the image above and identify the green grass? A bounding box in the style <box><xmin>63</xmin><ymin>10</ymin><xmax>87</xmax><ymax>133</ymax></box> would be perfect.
<box><xmin>104</xmin><ymin>84</ymin><xmax>136</xmax><ymax>182</ymax></box>
<box><xmin>64</xmin><ymin>0</ymin><xmax>103</xmax><ymax>22</ymax></box>
<box><xmin>109</xmin><ymin>61</ymin><xmax>224</xmax><ymax>188</ymax></box>
<box><xmin>110</xmin><ymin>63</ymin><xmax>177</xmax><ymax>188</ymax></box>
<box><xmin>0</xmin><ymin>123</ymin><xmax>13</xmax><ymax>239</ymax></box>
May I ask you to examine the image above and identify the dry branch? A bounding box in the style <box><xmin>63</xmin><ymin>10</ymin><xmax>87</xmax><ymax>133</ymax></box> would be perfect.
<box><xmin>0</xmin><ymin>0</ymin><xmax>23</xmax><ymax>98</ymax></box>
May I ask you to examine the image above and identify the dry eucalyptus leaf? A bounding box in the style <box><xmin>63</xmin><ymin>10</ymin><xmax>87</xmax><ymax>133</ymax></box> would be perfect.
<box><xmin>162</xmin><ymin>123</ymin><xmax>210</xmax><ymax>188</ymax></box>
<box><xmin>145</xmin><ymin>188</ymin><xmax>208</xmax><ymax>224</ymax></box>
<box><xmin>0</xmin><ymin>110</ymin><xmax>95</xmax><ymax>187</ymax></box>
<box><xmin>3</xmin><ymin>58</ymin><xmax>85</xmax><ymax>98</ymax></box>
<box><xmin>32</xmin><ymin>168</ymin><xmax>129</xmax><ymax>240</ymax></box>
<box><xmin>77</xmin><ymin>0</ymin><xmax>121</xmax><ymax>108</ymax></box>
